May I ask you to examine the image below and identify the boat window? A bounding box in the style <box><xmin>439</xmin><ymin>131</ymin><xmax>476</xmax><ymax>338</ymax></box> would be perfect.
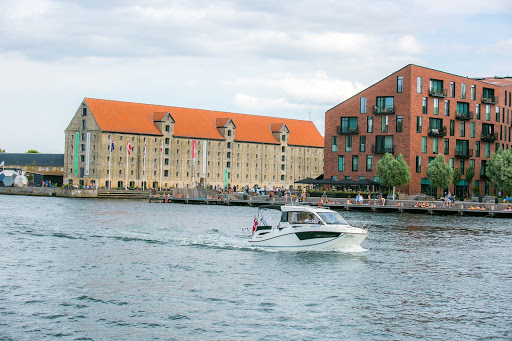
<box><xmin>284</xmin><ymin>211</ymin><xmax>320</xmax><ymax>224</ymax></box>
<box><xmin>317</xmin><ymin>212</ymin><xmax>348</xmax><ymax>225</ymax></box>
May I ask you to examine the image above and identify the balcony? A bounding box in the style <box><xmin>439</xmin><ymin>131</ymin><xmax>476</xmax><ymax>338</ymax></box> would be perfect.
<box><xmin>481</xmin><ymin>96</ymin><xmax>498</xmax><ymax>104</ymax></box>
<box><xmin>455</xmin><ymin>149</ymin><xmax>473</xmax><ymax>158</ymax></box>
<box><xmin>372</xmin><ymin>144</ymin><xmax>394</xmax><ymax>154</ymax></box>
<box><xmin>429</xmin><ymin>88</ymin><xmax>447</xmax><ymax>97</ymax></box>
<box><xmin>481</xmin><ymin>132</ymin><xmax>498</xmax><ymax>141</ymax></box>
<box><xmin>428</xmin><ymin>126</ymin><xmax>447</xmax><ymax>137</ymax></box>
<box><xmin>372</xmin><ymin>105</ymin><xmax>395</xmax><ymax>115</ymax></box>
<box><xmin>337</xmin><ymin>126</ymin><xmax>359</xmax><ymax>135</ymax></box>
<box><xmin>455</xmin><ymin>111</ymin><xmax>474</xmax><ymax>120</ymax></box>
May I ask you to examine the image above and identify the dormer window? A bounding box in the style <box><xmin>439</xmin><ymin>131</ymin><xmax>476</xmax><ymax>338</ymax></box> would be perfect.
<box><xmin>227</xmin><ymin>130</ymin><xmax>232</xmax><ymax>136</ymax></box>
<box><xmin>282</xmin><ymin>135</ymin><xmax>286</xmax><ymax>142</ymax></box>
<box><xmin>165</xmin><ymin>125</ymin><xmax>170</xmax><ymax>132</ymax></box>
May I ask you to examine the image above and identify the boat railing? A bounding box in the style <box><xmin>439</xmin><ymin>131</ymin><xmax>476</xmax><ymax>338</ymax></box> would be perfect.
<box><xmin>349</xmin><ymin>221</ymin><xmax>372</xmax><ymax>231</ymax></box>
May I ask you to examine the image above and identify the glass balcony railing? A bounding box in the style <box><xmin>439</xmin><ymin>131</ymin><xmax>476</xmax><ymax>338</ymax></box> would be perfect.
<box><xmin>455</xmin><ymin>111</ymin><xmax>474</xmax><ymax>120</ymax></box>
<box><xmin>455</xmin><ymin>149</ymin><xmax>473</xmax><ymax>158</ymax></box>
<box><xmin>428</xmin><ymin>126</ymin><xmax>447</xmax><ymax>137</ymax></box>
<box><xmin>429</xmin><ymin>88</ymin><xmax>447</xmax><ymax>97</ymax></box>
<box><xmin>372</xmin><ymin>105</ymin><xmax>395</xmax><ymax>115</ymax></box>
<box><xmin>372</xmin><ymin>145</ymin><xmax>394</xmax><ymax>154</ymax></box>
<box><xmin>481</xmin><ymin>95</ymin><xmax>498</xmax><ymax>104</ymax></box>
<box><xmin>337</xmin><ymin>126</ymin><xmax>359</xmax><ymax>135</ymax></box>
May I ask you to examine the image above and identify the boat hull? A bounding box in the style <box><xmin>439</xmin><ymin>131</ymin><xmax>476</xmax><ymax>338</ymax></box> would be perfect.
<box><xmin>248</xmin><ymin>230</ymin><xmax>367</xmax><ymax>251</ymax></box>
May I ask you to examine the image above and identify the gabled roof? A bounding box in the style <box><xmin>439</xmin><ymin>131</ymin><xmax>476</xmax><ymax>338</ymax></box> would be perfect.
<box><xmin>271</xmin><ymin>123</ymin><xmax>288</xmax><ymax>133</ymax></box>
<box><xmin>1</xmin><ymin>153</ymin><xmax>64</xmax><ymax>167</ymax></box>
<box><xmin>84</xmin><ymin>98</ymin><xmax>323</xmax><ymax>147</ymax></box>
<box><xmin>216</xmin><ymin>118</ymin><xmax>235</xmax><ymax>128</ymax></box>
<box><xmin>153</xmin><ymin>112</ymin><xmax>174</xmax><ymax>122</ymax></box>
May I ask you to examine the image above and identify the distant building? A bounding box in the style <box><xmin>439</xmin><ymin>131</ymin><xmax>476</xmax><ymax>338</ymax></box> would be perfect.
<box><xmin>64</xmin><ymin>98</ymin><xmax>324</xmax><ymax>189</ymax></box>
<box><xmin>324</xmin><ymin>64</ymin><xmax>512</xmax><ymax>196</ymax></box>
<box><xmin>0</xmin><ymin>153</ymin><xmax>64</xmax><ymax>186</ymax></box>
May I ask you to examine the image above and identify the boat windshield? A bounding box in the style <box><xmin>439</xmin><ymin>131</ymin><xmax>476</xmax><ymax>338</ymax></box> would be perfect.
<box><xmin>317</xmin><ymin>212</ymin><xmax>348</xmax><ymax>225</ymax></box>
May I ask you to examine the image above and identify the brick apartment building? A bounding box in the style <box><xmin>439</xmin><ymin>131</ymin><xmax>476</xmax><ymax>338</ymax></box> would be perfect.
<box><xmin>325</xmin><ymin>64</ymin><xmax>512</xmax><ymax>196</ymax></box>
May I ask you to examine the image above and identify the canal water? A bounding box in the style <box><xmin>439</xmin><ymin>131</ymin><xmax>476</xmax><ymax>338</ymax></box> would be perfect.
<box><xmin>0</xmin><ymin>195</ymin><xmax>511</xmax><ymax>340</ymax></box>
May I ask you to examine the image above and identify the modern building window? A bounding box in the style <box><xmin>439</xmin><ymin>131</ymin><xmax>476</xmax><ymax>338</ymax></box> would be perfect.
<box><xmin>331</xmin><ymin>136</ymin><xmax>338</xmax><ymax>152</ymax></box>
<box><xmin>375</xmin><ymin>97</ymin><xmax>394</xmax><ymax>113</ymax></box>
<box><xmin>429</xmin><ymin>79</ymin><xmax>444</xmax><ymax>96</ymax></box>
<box><xmin>381</xmin><ymin>115</ymin><xmax>388</xmax><ymax>132</ymax></box>
<box><xmin>433</xmin><ymin>137</ymin><xmax>438</xmax><ymax>154</ymax></box>
<box><xmin>449</xmin><ymin>158</ymin><xmax>454</xmax><ymax>169</ymax></box>
<box><xmin>476</xmin><ymin>104</ymin><xmax>481</xmax><ymax>120</ymax></box>
<box><xmin>352</xmin><ymin>155</ymin><xmax>358</xmax><ymax>171</ymax></box>
<box><xmin>397</xmin><ymin>76</ymin><xmax>403</xmax><ymax>93</ymax></box>
<box><xmin>340</xmin><ymin>117</ymin><xmax>358</xmax><ymax>133</ymax></box>
<box><xmin>360</xmin><ymin>97</ymin><xmax>367</xmax><ymax>114</ymax></box>
<box><xmin>367</xmin><ymin>116</ymin><xmax>373</xmax><ymax>133</ymax></box>
<box><xmin>475</xmin><ymin>141</ymin><xmax>480</xmax><ymax>157</ymax></box>
<box><xmin>422</xmin><ymin>97</ymin><xmax>428</xmax><ymax>114</ymax></box>
<box><xmin>345</xmin><ymin>135</ymin><xmax>352</xmax><ymax>152</ymax></box>
<box><xmin>496</xmin><ymin>106</ymin><xmax>500</xmax><ymax>122</ymax></box>
<box><xmin>359</xmin><ymin>136</ymin><xmax>366</xmax><ymax>152</ymax></box>
<box><xmin>470</xmin><ymin>122</ymin><xmax>476</xmax><ymax>138</ymax></box>
<box><xmin>421</xmin><ymin>136</ymin><xmax>427</xmax><ymax>153</ymax></box>
<box><xmin>461</xmin><ymin>83</ymin><xmax>467</xmax><ymax>99</ymax></box>
<box><xmin>433</xmin><ymin>98</ymin><xmax>439</xmax><ymax>115</ymax></box>
<box><xmin>471</xmin><ymin>85</ymin><xmax>476</xmax><ymax>100</ymax></box>
<box><xmin>460</xmin><ymin>121</ymin><xmax>465</xmax><ymax>137</ymax></box>
<box><xmin>416</xmin><ymin>116</ymin><xmax>422</xmax><ymax>133</ymax></box>
<box><xmin>417</xmin><ymin>77</ymin><xmax>422</xmax><ymax>93</ymax></box>
<box><xmin>450</xmin><ymin>120</ymin><xmax>455</xmax><ymax>136</ymax></box>
<box><xmin>450</xmin><ymin>82</ymin><xmax>455</xmax><ymax>98</ymax></box>
<box><xmin>396</xmin><ymin>116</ymin><xmax>403</xmax><ymax>132</ymax></box>
<box><xmin>485</xmin><ymin>105</ymin><xmax>491</xmax><ymax>121</ymax></box>
<box><xmin>444</xmin><ymin>138</ymin><xmax>449</xmax><ymax>155</ymax></box>
<box><xmin>485</xmin><ymin>142</ymin><xmax>490</xmax><ymax>158</ymax></box>
<box><xmin>375</xmin><ymin>135</ymin><xmax>393</xmax><ymax>153</ymax></box>
<box><xmin>366</xmin><ymin>155</ymin><xmax>373</xmax><ymax>172</ymax></box>
<box><xmin>444</xmin><ymin>100</ymin><xmax>450</xmax><ymax>116</ymax></box>
<box><xmin>416</xmin><ymin>156</ymin><xmax>422</xmax><ymax>173</ymax></box>
<box><xmin>338</xmin><ymin>155</ymin><xmax>344</xmax><ymax>172</ymax></box>
<box><xmin>460</xmin><ymin>159</ymin><xmax>465</xmax><ymax>175</ymax></box>
<box><xmin>456</xmin><ymin>140</ymin><xmax>469</xmax><ymax>157</ymax></box>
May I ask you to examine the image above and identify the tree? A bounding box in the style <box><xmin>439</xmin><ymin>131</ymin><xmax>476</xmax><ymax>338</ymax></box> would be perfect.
<box><xmin>487</xmin><ymin>148</ymin><xmax>512</xmax><ymax>195</ymax></box>
<box><xmin>452</xmin><ymin>167</ymin><xmax>462</xmax><ymax>191</ymax></box>
<box><xmin>465</xmin><ymin>165</ymin><xmax>475</xmax><ymax>195</ymax></box>
<box><xmin>376</xmin><ymin>153</ymin><xmax>411</xmax><ymax>198</ymax></box>
<box><xmin>426</xmin><ymin>155</ymin><xmax>453</xmax><ymax>196</ymax></box>
<box><xmin>26</xmin><ymin>150</ymin><xmax>39</xmax><ymax>153</ymax></box>
<box><xmin>0</xmin><ymin>148</ymin><xmax>5</xmax><ymax>153</ymax></box>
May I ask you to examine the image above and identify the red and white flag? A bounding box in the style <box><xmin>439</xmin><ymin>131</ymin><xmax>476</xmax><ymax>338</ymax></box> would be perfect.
<box><xmin>127</xmin><ymin>141</ymin><xmax>132</xmax><ymax>155</ymax></box>
<box><xmin>160</xmin><ymin>140</ymin><xmax>163</xmax><ymax>152</ymax></box>
<box><xmin>192</xmin><ymin>140</ymin><xmax>197</xmax><ymax>161</ymax></box>
<box><xmin>252</xmin><ymin>217</ymin><xmax>257</xmax><ymax>236</ymax></box>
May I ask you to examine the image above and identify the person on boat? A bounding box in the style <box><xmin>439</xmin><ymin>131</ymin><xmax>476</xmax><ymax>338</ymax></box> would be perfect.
<box><xmin>304</xmin><ymin>214</ymin><xmax>314</xmax><ymax>223</ymax></box>
<box><xmin>346</xmin><ymin>196</ymin><xmax>352</xmax><ymax>205</ymax></box>
<box><xmin>414</xmin><ymin>202</ymin><xmax>421</xmax><ymax>208</ymax></box>
<box><xmin>503</xmin><ymin>205</ymin><xmax>512</xmax><ymax>211</ymax></box>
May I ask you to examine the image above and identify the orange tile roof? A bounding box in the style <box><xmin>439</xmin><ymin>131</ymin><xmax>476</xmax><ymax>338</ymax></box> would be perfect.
<box><xmin>271</xmin><ymin>123</ymin><xmax>285</xmax><ymax>132</ymax></box>
<box><xmin>215</xmin><ymin>118</ymin><xmax>231</xmax><ymax>127</ymax></box>
<box><xmin>85</xmin><ymin>98</ymin><xmax>323</xmax><ymax>147</ymax></box>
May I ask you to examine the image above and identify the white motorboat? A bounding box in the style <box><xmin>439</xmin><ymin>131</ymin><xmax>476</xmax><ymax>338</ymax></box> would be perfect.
<box><xmin>248</xmin><ymin>205</ymin><xmax>369</xmax><ymax>251</ymax></box>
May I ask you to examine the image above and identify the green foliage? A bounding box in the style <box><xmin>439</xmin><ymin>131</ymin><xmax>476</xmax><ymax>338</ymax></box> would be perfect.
<box><xmin>465</xmin><ymin>165</ymin><xmax>475</xmax><ymax>189</ymax></box>
<box><xmin>487</xmin><ymin>148</ymin><xmax>512</xmax><ymax>195</ymax></box>
<box><xmin>376</xmin><ymin>153</ymin><xmax>411</xmax><ymax>188</ymax></box>
<box><xmin>26</xmin><ymin>150</ymin><xmax>39</xmax><ymax>153</ymax></box>
<box><xmin>452</xmin><ymin>167</ymin><xmax>462</xmax><ymax>187</ymax></box>
<box><xmin>472</xmin><ymin>186</ymin><xmax>480</xmax><ymax>196</ymax></box>
<box><xmin>0</xmin><ymin>148</ymin><xmax>5</xmax><ymax>153</ymax></box>
<box><xmin>426</xmin><ymin>155</ymin><xmax>453</xmax><ymax>191</ymax></box>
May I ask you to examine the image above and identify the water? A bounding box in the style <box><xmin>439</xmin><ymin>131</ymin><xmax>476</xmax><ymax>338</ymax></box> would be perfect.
<box><xmin>0</xmin><ymin>195</ymin><xmax>511</xmax><ymax>340</ymax></box>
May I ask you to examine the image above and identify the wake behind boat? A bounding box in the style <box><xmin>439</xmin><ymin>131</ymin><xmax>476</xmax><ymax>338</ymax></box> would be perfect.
<box><xmin>248</xmin><ymin>204</ymin><xmax>369</xmax><ymax>251</ymax></box>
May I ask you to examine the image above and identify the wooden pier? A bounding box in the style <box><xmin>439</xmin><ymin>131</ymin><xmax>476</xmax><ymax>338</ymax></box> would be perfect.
<box><xmin>148</xmin><ymin>195</ymin><xmax>512</xmax><ymax>218</ymax></box>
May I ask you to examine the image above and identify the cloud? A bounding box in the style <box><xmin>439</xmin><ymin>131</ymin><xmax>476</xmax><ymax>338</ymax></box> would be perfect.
<box><xmin>398</xmin><ymin>35</ymin><xmax>422</xmax><ymax>54</ymax></box>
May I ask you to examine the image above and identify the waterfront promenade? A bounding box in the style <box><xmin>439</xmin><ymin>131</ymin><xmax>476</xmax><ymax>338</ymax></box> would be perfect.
<box><xmin>1</xmin><ymin>186</ymin><xmax>511</xmax><ymax>217</ymax></box>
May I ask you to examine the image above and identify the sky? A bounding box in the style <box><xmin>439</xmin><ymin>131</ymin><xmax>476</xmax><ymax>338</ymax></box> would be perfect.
<box><xmin>1</xmin><ymin>0</ymin><xmax>511</xmax><ymax>153</ymax></box>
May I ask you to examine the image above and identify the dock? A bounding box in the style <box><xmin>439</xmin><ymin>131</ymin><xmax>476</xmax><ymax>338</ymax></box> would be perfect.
<box><xmin>148</xmin><ymin>194</ymin><xmax>512</xmax><ymax>218</ymax></box>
